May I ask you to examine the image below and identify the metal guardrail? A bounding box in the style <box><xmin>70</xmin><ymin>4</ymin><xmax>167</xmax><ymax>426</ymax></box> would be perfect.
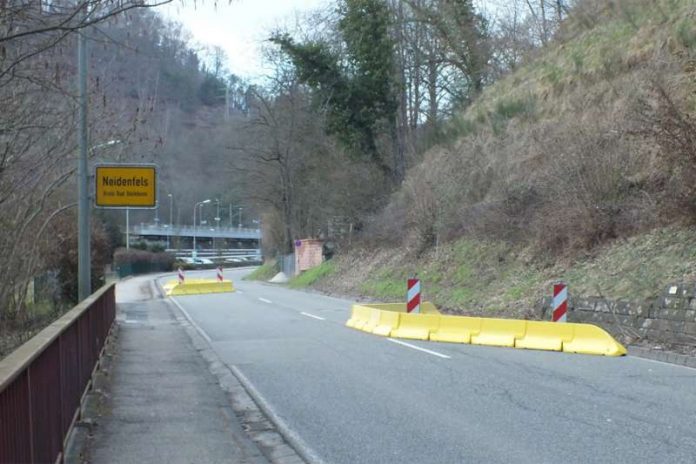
<box><xmin>172</xmin><ymin>248</ymin><xmax>260</xmax><ymax>255</ymax></box>
<box><xmin>132</xmin><ymin>224</ymin><xmax>261</xmax><ymax>239</ymax></box>
<box><xmin>0</xmin><ymin>283</ymin><xmax>116</xmax><ymax>463</ymax></box>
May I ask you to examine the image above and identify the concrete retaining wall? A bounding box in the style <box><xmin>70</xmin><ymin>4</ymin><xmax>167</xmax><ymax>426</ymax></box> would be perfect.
<box><xmin>537</xmin><ymin>282</ymin><xmax>696</xmax><ymax>349</ymax></box>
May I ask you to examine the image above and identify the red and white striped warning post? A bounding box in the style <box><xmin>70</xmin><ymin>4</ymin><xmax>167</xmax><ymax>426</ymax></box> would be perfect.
<box><xmin>178</xmin><ymin>267</ymin><xmax>185</xmax><ymax>284</ymax></box>
<box><xmin>552</xmin><ymin>282</ymin><xmax>568</xmax><ymax>322</ymax></box>
<box><xmin>407</xmin><ymin>278</ymin><xmax>421</xmax><ymax>314</ymax></box>
<box><xmin>217</xmin><ymin>266</ymin><xmax>224</xmax><ymax>282</ymax></box>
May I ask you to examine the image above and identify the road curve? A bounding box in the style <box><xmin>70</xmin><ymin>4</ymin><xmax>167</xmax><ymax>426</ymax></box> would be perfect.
<box><xmin>159</xmin><ymin>268</ymin><xmax>696</xmax><ymax>464</ymax></box>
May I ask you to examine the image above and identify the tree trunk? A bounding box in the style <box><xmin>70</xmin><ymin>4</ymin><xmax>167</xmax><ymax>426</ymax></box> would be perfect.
<box><xmin>390</xmin><ymin>115</ymin><xmax>405</xmax><ymax>184</ymax></box>
<box><xmin>556</xmin><ymin>0</ymin><xmax>564</xmax><ymax>21</ymax></box>
<box><xmin>427</xmin><ymin>47</ymin><xmax>438</xmax><ymax>130</ymax></box>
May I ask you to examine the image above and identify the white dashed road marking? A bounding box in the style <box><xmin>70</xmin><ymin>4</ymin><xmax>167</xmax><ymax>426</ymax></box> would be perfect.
<box><xmin>387</xmin><ymin>338</ymin><xmax>451</xmax><ymax>359</ymax></box>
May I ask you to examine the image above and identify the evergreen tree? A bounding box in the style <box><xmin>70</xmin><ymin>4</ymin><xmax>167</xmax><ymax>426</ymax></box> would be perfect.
<box><xmin>271</xmin><ymin>0</ymin><xmax>402</xmax><ymax>182</ymax></box>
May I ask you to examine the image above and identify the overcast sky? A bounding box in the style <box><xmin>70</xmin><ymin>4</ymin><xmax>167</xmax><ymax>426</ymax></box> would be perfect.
<box><xmin>159</xmin><ymin>0</ymin><xmax>498</xmax><ymax>80</ymax></box>
<box><xmin>159</xmin><ymin>0</ymin><xmax>327</xmax><ymax>80</ymax></box>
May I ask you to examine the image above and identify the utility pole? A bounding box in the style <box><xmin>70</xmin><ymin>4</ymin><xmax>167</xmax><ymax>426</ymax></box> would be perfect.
<box><xmin>77</xmin><ymin>14</ymin><xmax>90</xmax><ymax>302</ymax></box>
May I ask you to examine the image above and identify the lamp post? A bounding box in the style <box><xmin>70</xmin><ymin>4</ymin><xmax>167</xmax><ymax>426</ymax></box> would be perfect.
<box><xmin>167</xmin><ymin>193</ymin><xmax>173</xmax><ymax>250</ymax></box>
<box><xmin>214</xmin><ymin>199</ymin><xmax>221</xmax><ymax>250</ymax></box>
<box><xmin>238</xmin><ymin>207</ymin><xmax>243</xmax><ymax>228</ymax></box>
<box><xmin>253</xmin><ymin>219</ymin><xmax>262</xmax><ymax>259</ymax></box>
<box><xmin>154</xmin><ymin>200</ymin><xmax>159</xmax><ymax>225</ymax></box>
<box><xmin>77</xmin><ymin>18</ymin><xmax>90</xmax><ymax>302</ymax></box>
<box><xmin>193</xmin><ymin>199</ymin><xmax>211</xmax><ymax>256</ymax></box>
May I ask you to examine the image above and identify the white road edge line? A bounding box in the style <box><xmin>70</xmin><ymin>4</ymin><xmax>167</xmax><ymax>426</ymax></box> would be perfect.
<box><xmin>300</xmin><ymin>312</ymin><xmax>325</xmax><ymax>321</ymax></box>
<box><xmin>387</xmin><ymin>338</ymin><xmax>451</xmax><ymax>359</ymax></box>
<box><xmin>170</xmin><ymin>297</ymin><xmax>213</xmax><ymax>343</ymax></box>
<box><xmin>631</xmin><ymin>354</ymin><xmax>696</xmax><ymax>371</ymax></box>
<box><xmin>258</xmin><ymin>297</ymin><xmax>272</xmax><ymax>304</ymax></box>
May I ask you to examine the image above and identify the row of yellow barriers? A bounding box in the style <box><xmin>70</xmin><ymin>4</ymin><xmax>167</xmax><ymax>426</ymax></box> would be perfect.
<box><xmin>163</xmin><ymin>279</ymin><xmax>235</xmax><ymax>296</ymax></box>
<box><xmin>346</xmin><ymin>303</ymin><xmax>626</xmax><ymax>356</ymax></box>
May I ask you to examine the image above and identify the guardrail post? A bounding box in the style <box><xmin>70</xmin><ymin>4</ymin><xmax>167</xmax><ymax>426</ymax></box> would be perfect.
<box><xmin>552</xmin><ymin>282</ymin><xmax>568</xmax><ymax>322</ymax></box>
<box><xmin>407</xmin><ymin>278</ymin><xmax>421</xmax><ymax>314</ymax></box>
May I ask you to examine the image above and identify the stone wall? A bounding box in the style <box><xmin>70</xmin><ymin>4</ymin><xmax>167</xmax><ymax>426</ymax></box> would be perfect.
<box><xmin>538</xmin><ymin>282</ymin><xmax>696</xmax><ymax>350</ymax></box>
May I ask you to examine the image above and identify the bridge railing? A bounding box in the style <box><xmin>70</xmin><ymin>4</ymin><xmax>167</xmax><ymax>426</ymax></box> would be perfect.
<box><xmin>0</xmin><ymin>283</ymin><xmax>116</xmax><ymax>463</ymax></box>
<box><xmin>131</xmin><ymin>224</ymin><xmax>261</xmax><ymax>238</ymax></box>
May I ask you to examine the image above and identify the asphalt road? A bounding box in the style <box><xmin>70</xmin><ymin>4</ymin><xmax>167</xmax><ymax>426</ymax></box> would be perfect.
<box><xmin>159</xmin><ymin>268</ymin><xmax>696</xmax><ymax>464</ymax></box>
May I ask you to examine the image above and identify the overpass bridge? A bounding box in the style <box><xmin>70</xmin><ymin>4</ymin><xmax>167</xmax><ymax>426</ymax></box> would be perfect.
<box><xmin>129</xmin><ymin>224</ymin><xmax>261</xmax><ymax>249</ymax></box>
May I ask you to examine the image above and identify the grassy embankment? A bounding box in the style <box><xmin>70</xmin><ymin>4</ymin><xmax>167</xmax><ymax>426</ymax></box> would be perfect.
<box><xmin>292</xmin><ymin>227</ymin><xmax>696</xmax><ymax>318</ymax></box>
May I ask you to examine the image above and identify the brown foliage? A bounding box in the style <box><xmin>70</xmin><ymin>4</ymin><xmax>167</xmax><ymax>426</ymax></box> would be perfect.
<box><xmin>377</xmin><ymin>61</ymin><xmax>694</xmax><ymax>256</ymax></box>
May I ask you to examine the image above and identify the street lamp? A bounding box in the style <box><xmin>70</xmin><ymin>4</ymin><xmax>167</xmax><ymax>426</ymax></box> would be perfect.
<box><xmin>238</xmin><ymin>207</ymin><xmax>243</xmax><ymax>228</ymax></box>
<box><xmin>214</xmin><ymin>199</ymin><xmax>221</xmax><ymax>250</ymax></box>
<box><xmin>193</xmin><ymin>199</ymin><xmax>211</xmax><ymax>256</ymax></box>
<box><xmin>167</xmin><ymin>193</ymin><xmax>173</xmax><ymax>250</ymax></box>
<box><xmin>78</xmin><ymin>136</ymin><xmax>124</xmax><ymax>301</ymax></box>
<box><xmin>154</xmin><ymin>200</ymin><xmax>159</xmax><ymax>225</ymax></box>
<box><xmin>90</xmin><ymin>139</ymin><xmax>122</xmax><ymax>152</ymax></box>
<box><xmin>253</xmin><ymin>219</ymin><xmax>262</xmax><ymax>258</ymax></box>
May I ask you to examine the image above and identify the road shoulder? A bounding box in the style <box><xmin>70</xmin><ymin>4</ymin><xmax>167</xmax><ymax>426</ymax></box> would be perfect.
<box><xmin>66</xmin><ymin>275</ymin><xmax>306</xmax><ymax>464</ymax></box>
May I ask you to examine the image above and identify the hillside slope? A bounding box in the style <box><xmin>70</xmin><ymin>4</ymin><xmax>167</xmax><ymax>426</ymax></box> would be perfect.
<box><xmin>305</xmin><ymin>226</ymin><xmax>696</xmax><ymax>316</ymax></box>
<box><xmin>296</xmin><ymin>0</ymin><xmax>696</xmax><ymax>320</ymax></box>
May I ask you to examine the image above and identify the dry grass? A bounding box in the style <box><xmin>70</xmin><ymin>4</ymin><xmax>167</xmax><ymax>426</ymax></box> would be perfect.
<box><xmin>323</xmin><ymin>0</ymin><xmax>696</xmax><ymax>317</ymax></box>
<box><xmin>312</xmin><ymin>226</ymin><xmax>696</xmax><ymax>317</ymax></box>
<box><xmin>376</xmin><ymin>0</ymin><xmax>695</xmax><ymax>256</ymax></box>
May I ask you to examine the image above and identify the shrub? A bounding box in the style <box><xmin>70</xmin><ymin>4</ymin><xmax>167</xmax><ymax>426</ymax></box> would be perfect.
<box><xmin>113</xmin><ymin>248</ymin><xmax>174</xmax><ymax>277</ymax></box>
<box><xmin>243</xmin><ymin>261</ymin><xmax>279</xmax><ymax>281</ymax></box>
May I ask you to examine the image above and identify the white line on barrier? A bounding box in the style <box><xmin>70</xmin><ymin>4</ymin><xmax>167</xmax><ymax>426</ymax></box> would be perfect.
<box><xmin>170</xmin><ymin>297</ymin><xmax>212</xmax><ymax>343</ymax></box>
<box><xmin>300</xmin><ymin>312</ymin><xmax>325</xmax><ymax>321</ymax></box>
<box><xmin>259</xmin><ymin>297</ymin><xmax>272</xmax><ymax>304</ymax></box>
<box><xmin>387</xmin><ymin>338</ymin><xmax>451</xmax><ymax>359</ymax></box>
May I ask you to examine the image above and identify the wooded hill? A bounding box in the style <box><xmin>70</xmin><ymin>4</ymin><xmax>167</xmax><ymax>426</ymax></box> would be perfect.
<box><xmin>280</xmin><ymin>0</ymin><xmax>696</xmax><ymax>313</ymax></box>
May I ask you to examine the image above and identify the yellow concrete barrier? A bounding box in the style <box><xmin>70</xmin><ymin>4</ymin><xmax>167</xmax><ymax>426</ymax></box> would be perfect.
<box><xmin>345</xmin><ymin>301</ymin><xmax>626</xmax><ymax>356</ymax></box>
<box><xmin>372</xmin><ymin>310</ymin><xmax>400</xmax><ymax>337</ymax></box>
<box><xmin>346</xmin><ymin>305</ymin><xmax>372</xmax><ymax>330</ymax></box>
<box><xmin>362</xmin><ymin>307</ymin><xmax>382</xmax><ymax>333</ymax></box>
<box><xmin>365</xmin><ymin>302</ymin><xmax>440</xmax><ymax>314</ymax></box>
<box><xmin>391</xmin><ymin>313</ymin><xmax>439</xmax><ymax>340</ymax></box>
<box><xmin>562</xmin><ymin>324</ymin><xmax>627</xmax><ymax>356</ymax></box>
<box><xmin>471</xmin><ymin>318</ymin><xmax>527</xmax><ymax>348</ymax></box>
<box><xmin>516</xmin><ymin>321</ymin><xmax>574</xmax><ymax>352</ymax></box>
<box><xmin>429</xmin><ymin>315</ymin><xmax>481</xmax><ymax>344</ymax></box>
<box><xmin>166</xmin><ymin>279</ymin><xmax>235</xmax><ymax>296</ymax></box>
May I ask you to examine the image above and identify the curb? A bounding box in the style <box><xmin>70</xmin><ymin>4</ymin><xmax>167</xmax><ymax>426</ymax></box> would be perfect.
<box><xmin>155</xmin><ymin>278</ymin><xmax>318</xmax><ymax>464</ymax></box>
<box><xmin>629</xmin><ymin>346</ymin><xmax>696</xmax><ymax>369</ymax></box>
